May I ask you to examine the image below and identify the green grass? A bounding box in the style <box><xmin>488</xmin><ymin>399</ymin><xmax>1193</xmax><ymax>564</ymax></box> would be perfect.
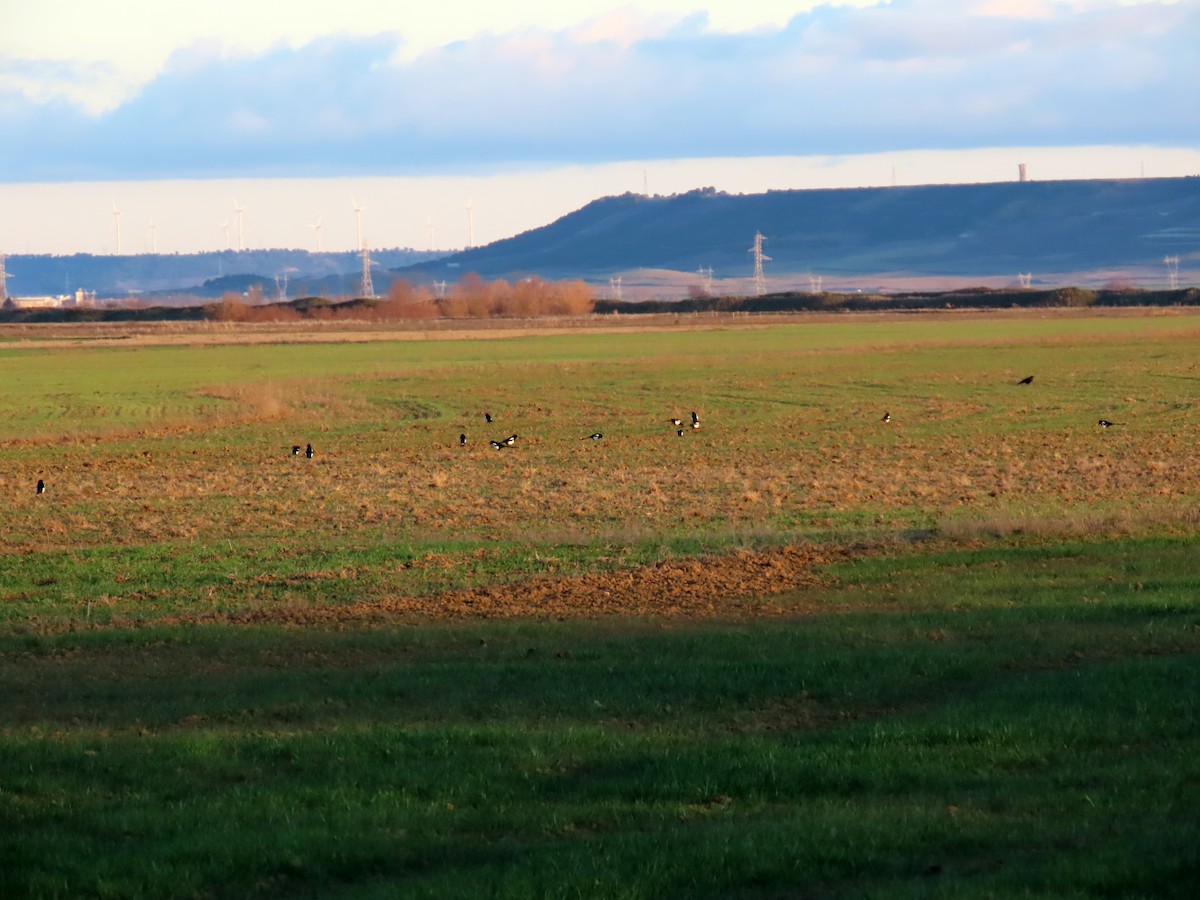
<box><xmin>2</xmin><ymin>535</ymin><xmax>1198</xmax><ymax>898</ymax></box>
<box><xmin>2</xmin><ymin>314</ymin><xmax>1200</xmax><ymax>896</ymax></box>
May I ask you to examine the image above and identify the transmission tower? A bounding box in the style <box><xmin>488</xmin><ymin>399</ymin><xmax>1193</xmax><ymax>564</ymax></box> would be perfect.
<box><xmin>434</xmin><ymin>280</ymin><xmax>448</xmax><ymax>298</ymax></box>
<box><xmin>808</xmin><ymin>274</ymin><xmax>823</xmax><ymax>293</ymax></box>
<box><xmin>1018</xmin><ymin>272</ymin><xmax>1033</xmax><ymax>289</ymax></box>
<box><xmin>275</xmin><ymin>267</ymin><xmax>298</xmax><ymax>302</ymax></box>
<box><xmin>360</xmin><ymin>242</ymin><xmax>375</xmax><ymax>298</ymax></box>
<box><xmin>1164</xmin><ymin>256</ymin><xmax>1180</xmax><ymax>290</ymax></box>
<box><xmin>748</xmin><ymin>232</ymin><xmax>771</xmax><ymax>296</ymax></box>
<box><xmin>697</xmin><ymin>267</ymin><xmax>713</xmax><ymax>296</ymax></box>
<box><xmin>609</xmin><ymin>275</ymin><xmax>623</xmax><ymax>300</ymax></box>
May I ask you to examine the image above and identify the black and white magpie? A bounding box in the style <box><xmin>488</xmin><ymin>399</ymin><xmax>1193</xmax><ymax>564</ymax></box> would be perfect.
<box><xmin>503</xmin><ymin>434</ymin><xmax>517</xmax><ymax>446</ymax></box>
<box><xmin>291</xmin><ymin>445</ymin><xmax>301</xmax><ymax>456</ymax></box>
<box><xmin>305</xmin><ymin>443</ymin><xmax>314</xmax><ymax>458</ymax></box>
<box><xmin>881</xmin><ymin>411</ymin><xmax>891</xmax><ymax>424</ymax></box>
<box><xmin>690</xmin><ymin>411</ymin><xmax>699</xmax><ymax>426</ymax></box>
<box><xmin>489</xmin><ymin>439</ymin><xmax>504</xmax><ymax>450</ymax></box>
<box><xmin>484</xmin><ymin>411</ymin><xmax>493</xmax><ymax>423</ymax></box>
<box><xmin>36</xmin><ymin>479</ymin><xmax>45</xmax><ymax>495</ymax></box>
<box><xmin>459</xmin><ymin>433</ymin><xmax>467</xmax><ymax>446</ymax></box>
<box><xmin>670</xmin><ymin>418</ymin><xmax>682</xmax><ymax>427</ymax></box>
<box><xmin>1098</xmin><ymin>419</ymin><xmax>1115</xmax><ymax>428</ymax></box>
<box><xmin>584</xmin><ymin>432</ymin><xmax>603</xmax><ymax>441</ymax></box>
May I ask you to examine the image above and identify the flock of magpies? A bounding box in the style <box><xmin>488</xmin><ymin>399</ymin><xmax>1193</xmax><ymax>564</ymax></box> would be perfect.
<box><xmin>456</xmin><ymin>409</ymin><xmax>702</xmax><ymax>451</ymax></box>
<box><xmin>27</xmin><ymin>376</ymin><xmax>1124</xmax><ymax>496</ymax></box>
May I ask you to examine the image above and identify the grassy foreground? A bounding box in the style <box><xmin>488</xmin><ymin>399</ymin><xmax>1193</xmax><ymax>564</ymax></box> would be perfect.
<box><xmin>3</xmin><ymin>535</ymin><xmax>1198</xmax><ymax>898</ymax></box>
<box><xmin>5</xmin><ymin>313</ymin><xmax>1200</xmax><ymax>628</ymax></box>
<box><xmin>2</xmin><ymin>313</ymin><xmax>1199</xmax><ymax>896</ymax></box>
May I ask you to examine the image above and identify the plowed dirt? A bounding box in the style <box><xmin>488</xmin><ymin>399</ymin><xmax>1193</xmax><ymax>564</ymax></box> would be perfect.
<box><xmin>160</xmin><ymin>543</ymin><xmax>847</xmax><ymax>628</ymax></box>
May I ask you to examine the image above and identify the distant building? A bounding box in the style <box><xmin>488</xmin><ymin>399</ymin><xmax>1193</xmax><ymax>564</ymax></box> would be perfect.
<box><xmin>2</xmin><ymin>288</ymin><xmax>96</xmax><ymax>310</ymax></box>
<box><xmin>1019</xmin><ymin>163</ymin><xmax>1028</xmax><ymax>182</ymax></box>
<box><xmin>65</xmin><ymin>288</ymin><xmax>96</xmax><ymax>307</ymax></box>
<box><xmin>3</xmin><ymin>296</ymin><xmax>62</xmax><ymax>309</ymax></box>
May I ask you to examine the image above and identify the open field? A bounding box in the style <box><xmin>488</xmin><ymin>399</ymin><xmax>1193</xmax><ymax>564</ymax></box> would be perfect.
<box><xmin>2</xmin><ymin>312</ymin><xmax>1199</xmax><ymax>896</ymax></box>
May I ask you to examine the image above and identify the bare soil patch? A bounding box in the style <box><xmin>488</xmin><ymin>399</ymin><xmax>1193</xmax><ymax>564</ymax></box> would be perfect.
<box><xmin>150</xmin><ymin>543</ymin><xmax>848</xmax><ymax>629</ymax></box>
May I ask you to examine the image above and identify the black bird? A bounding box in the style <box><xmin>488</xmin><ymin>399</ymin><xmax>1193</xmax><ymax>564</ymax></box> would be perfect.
<box><xmin>484</xmin><ymin>411</ymin><xmax>493</xmax><ymax>424</ymax></box>
<box><xmin>503</xmin><ymin>434</ymin><xmax>517</xmax><ymax>446</ymax></box>
<box><xmin>1018</xmin><ymin>375</ymin><xmax>1035</xmax><ymax>385</ymax></box>
<box><xmin>881</xmin><ymin>411</ymin><xmax>891</xmax><ymax>424</ymax></box>
<box><xmin>489</xmin><ymin>439</ymin><xmax>504</xmax><ymax>450</ymax></box>
<box><xmin>291</xmin><ymin>445</ymin><xmax>301</xmax><ymax>456</ymax></box>
<box><xmin>36</xmin><ymin>479</ymin><xmax>45</xmax><ymax>495</ymax></box>
<box><xmin>670</xmin><ymin>417</ymin><xmax>683</xmax><ymax>427</ymax></box>
<box><xmin>305</xmin><ymin>443</ymin><xmax>314</xmax><ymax>458</ymax></box>
<box><xmin>584</xmin><ymin>432</ymin><xmax>603</xmax><ymax>441</ymax></box>
<box><xmin>676</xmin><ymin>429</ymin><xmax>685</xmax><ymax>437</ymax></box>
<box><xmin>1098</xmin><ymin>419</ymin><xmax>1115</xmax><ymax>428</ymax></box>
<box><xmin>690</xmin><ymin>411</ymin><xmax>700</xmax><ymax>426</ymax></box>
<box><xmin>459</xmin><ymin>433</ymin><xmax>467</xmax><ymax>446</ymax></box>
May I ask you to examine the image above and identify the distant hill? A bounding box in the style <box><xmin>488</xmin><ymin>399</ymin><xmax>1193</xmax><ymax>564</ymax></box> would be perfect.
<box><xmin>1</xmin><ymin>248</ymin><xmax>444</xmax><ymax>299</ymax></box>
<box><xmin>398</xmin><ymin>177</ymin><xmax>1200</xmax><ymax>290</ymax></box>
<box><xmin>4</xmin><ymin>178</ymin><xmax>1196</xmax><ymax>300</ymax></box>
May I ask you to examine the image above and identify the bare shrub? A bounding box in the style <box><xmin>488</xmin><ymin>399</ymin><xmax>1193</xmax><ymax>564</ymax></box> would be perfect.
<box><xmin>211</xmin><ymin>294</ymin><xmax>251</xmax><ymax>322</ymax></box>
<box><xmin>378</xmin><ymin>280</ymin><xmax>438</xmax><ymax>320</ymax></box>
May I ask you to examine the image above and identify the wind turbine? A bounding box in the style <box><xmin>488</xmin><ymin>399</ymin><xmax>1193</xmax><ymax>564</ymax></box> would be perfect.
<box><xmin>308</xmin><ymin>216</ymin><xmax>323</xmax><ymax>252</ymax></box>
<box><xmin>148</xmin><ymin>217</ymin><xmax>157</xmax><ymax>253</ymax></box>
<box><xmin>351</xmin><ymin>196</ymin><xmax>365</xmax><ymax>250</ymax></box>
<box><xmin>426</xmin><ymin>217</ymin><xmax>435</xmax><ymax>252</ymax></box>
<box><xmin>233</xmin><ymin>200</ymin><xmax>245</xmax><ymax>251</ymax></box>
<box><xmin>218</xmin><ymin>220</ymin><xmax>230</xmax><ymax>251</ymax></box>
<box><xmin>465</xmin><ymin>199</ymin><xmax>475</xmax><ymax>249</ymax></box>
<box><xmin>111</xmin><ymin>201</ymin><xmax>122</xmax><ymax>255</ymax></box>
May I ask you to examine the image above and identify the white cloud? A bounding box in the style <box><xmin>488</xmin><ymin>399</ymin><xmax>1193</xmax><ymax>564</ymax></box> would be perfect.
<box><xmin>3</xmin><ymin>1</ymin><xmax>888</xmax><ymax>112</ymax></box>
<box><xmin>0</xmin><ymin>0</ymin><xmax>1194</xmax><ymax>181</ymax></box>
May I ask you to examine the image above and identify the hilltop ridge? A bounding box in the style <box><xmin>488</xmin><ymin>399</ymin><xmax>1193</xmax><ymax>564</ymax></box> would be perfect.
<box><xmin>3</xmin><ymin>177</ymin><xmax>1196</xmax><ymax>299</ymax></box>
<box><xmin>401</xmin><ymin>177</ymin><xmax>1199</xmax><ymax>291</ymax></box>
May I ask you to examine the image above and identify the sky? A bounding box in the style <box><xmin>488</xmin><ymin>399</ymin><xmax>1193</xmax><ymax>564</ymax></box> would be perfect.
<box><xmin>1</xmin><ymin>0</ymin><xmax>1197</xmax><ymax>255</ymax></box>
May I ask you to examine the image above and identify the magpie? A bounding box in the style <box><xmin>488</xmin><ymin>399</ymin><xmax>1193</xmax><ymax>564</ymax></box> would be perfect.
<box><xmin>1018</xmin><ymin>375</ymin><xmax>1034</xmax><ymax>385</ymax></box>
<box><xmin>676</xmin><ymin>429</ymin><xmax>685</xmax><ymax>437</ymax></box>
<box><xmin>881</xmin><ymin>411</ymin><xmax>891</xmax><ymax>424</ymax></box>
<box><xmin>36</xmin><ymin>479</ymin><xmax>45</xmax><ymax>495</ymax></box>
<box><xmin>459</xmin><ymin>433</ymin><xmax>467</xmax><ymax>446</ymax></box>
<box><xmin>584</xmin><ymin>432</ymin><xmax>603</xmax><ymax>441</ymax></box>
<box><xmin>1098</xmin><ymin>419</ymin><xmax>1115</xmax><ymax>428</ymax></box>
<box><xmin>503</xmin><ymin>434</ymin><xmax>517</xmax><ymax>446</ymax></box>
<box><xmin>670</xmin><ymin>418</ymin><xmax>683</xmax><ymax>427</ymax></box>
<box><xmin>291</xmin><ymin>445</ymin><xmax>301</xmax><ymax>456</ymax></box>
<box><xmin>691</xmin><ymin>411</ymin><xmax>699</xmax><ymax>426</ymax></box>
<box><xmin>305</xmin><ymin>443</ymin><xmax>314</xmax><ymax>458</ymax></box>
<box><xmin>489</xmin><ymin>439</ymin><xmax>504</xmax><ymax>450</ymax></box>
<box><xmin>484</xmin><ymin>411</ymin><xmax>493</xmax><ymax>424</ymax></box>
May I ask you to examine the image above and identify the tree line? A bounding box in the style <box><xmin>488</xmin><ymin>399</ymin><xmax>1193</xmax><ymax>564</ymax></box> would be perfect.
<box><xmin>210</xmin><ymin>274</ymin><xmax>594</xmax><ymax>322</ymax></box>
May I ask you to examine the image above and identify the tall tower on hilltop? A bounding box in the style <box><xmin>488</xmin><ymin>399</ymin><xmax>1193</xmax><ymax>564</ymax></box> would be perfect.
<box><xmin>0</xmin><ymin>254</ymin><xmax>9</xmax><ymax>302</ymax></box>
